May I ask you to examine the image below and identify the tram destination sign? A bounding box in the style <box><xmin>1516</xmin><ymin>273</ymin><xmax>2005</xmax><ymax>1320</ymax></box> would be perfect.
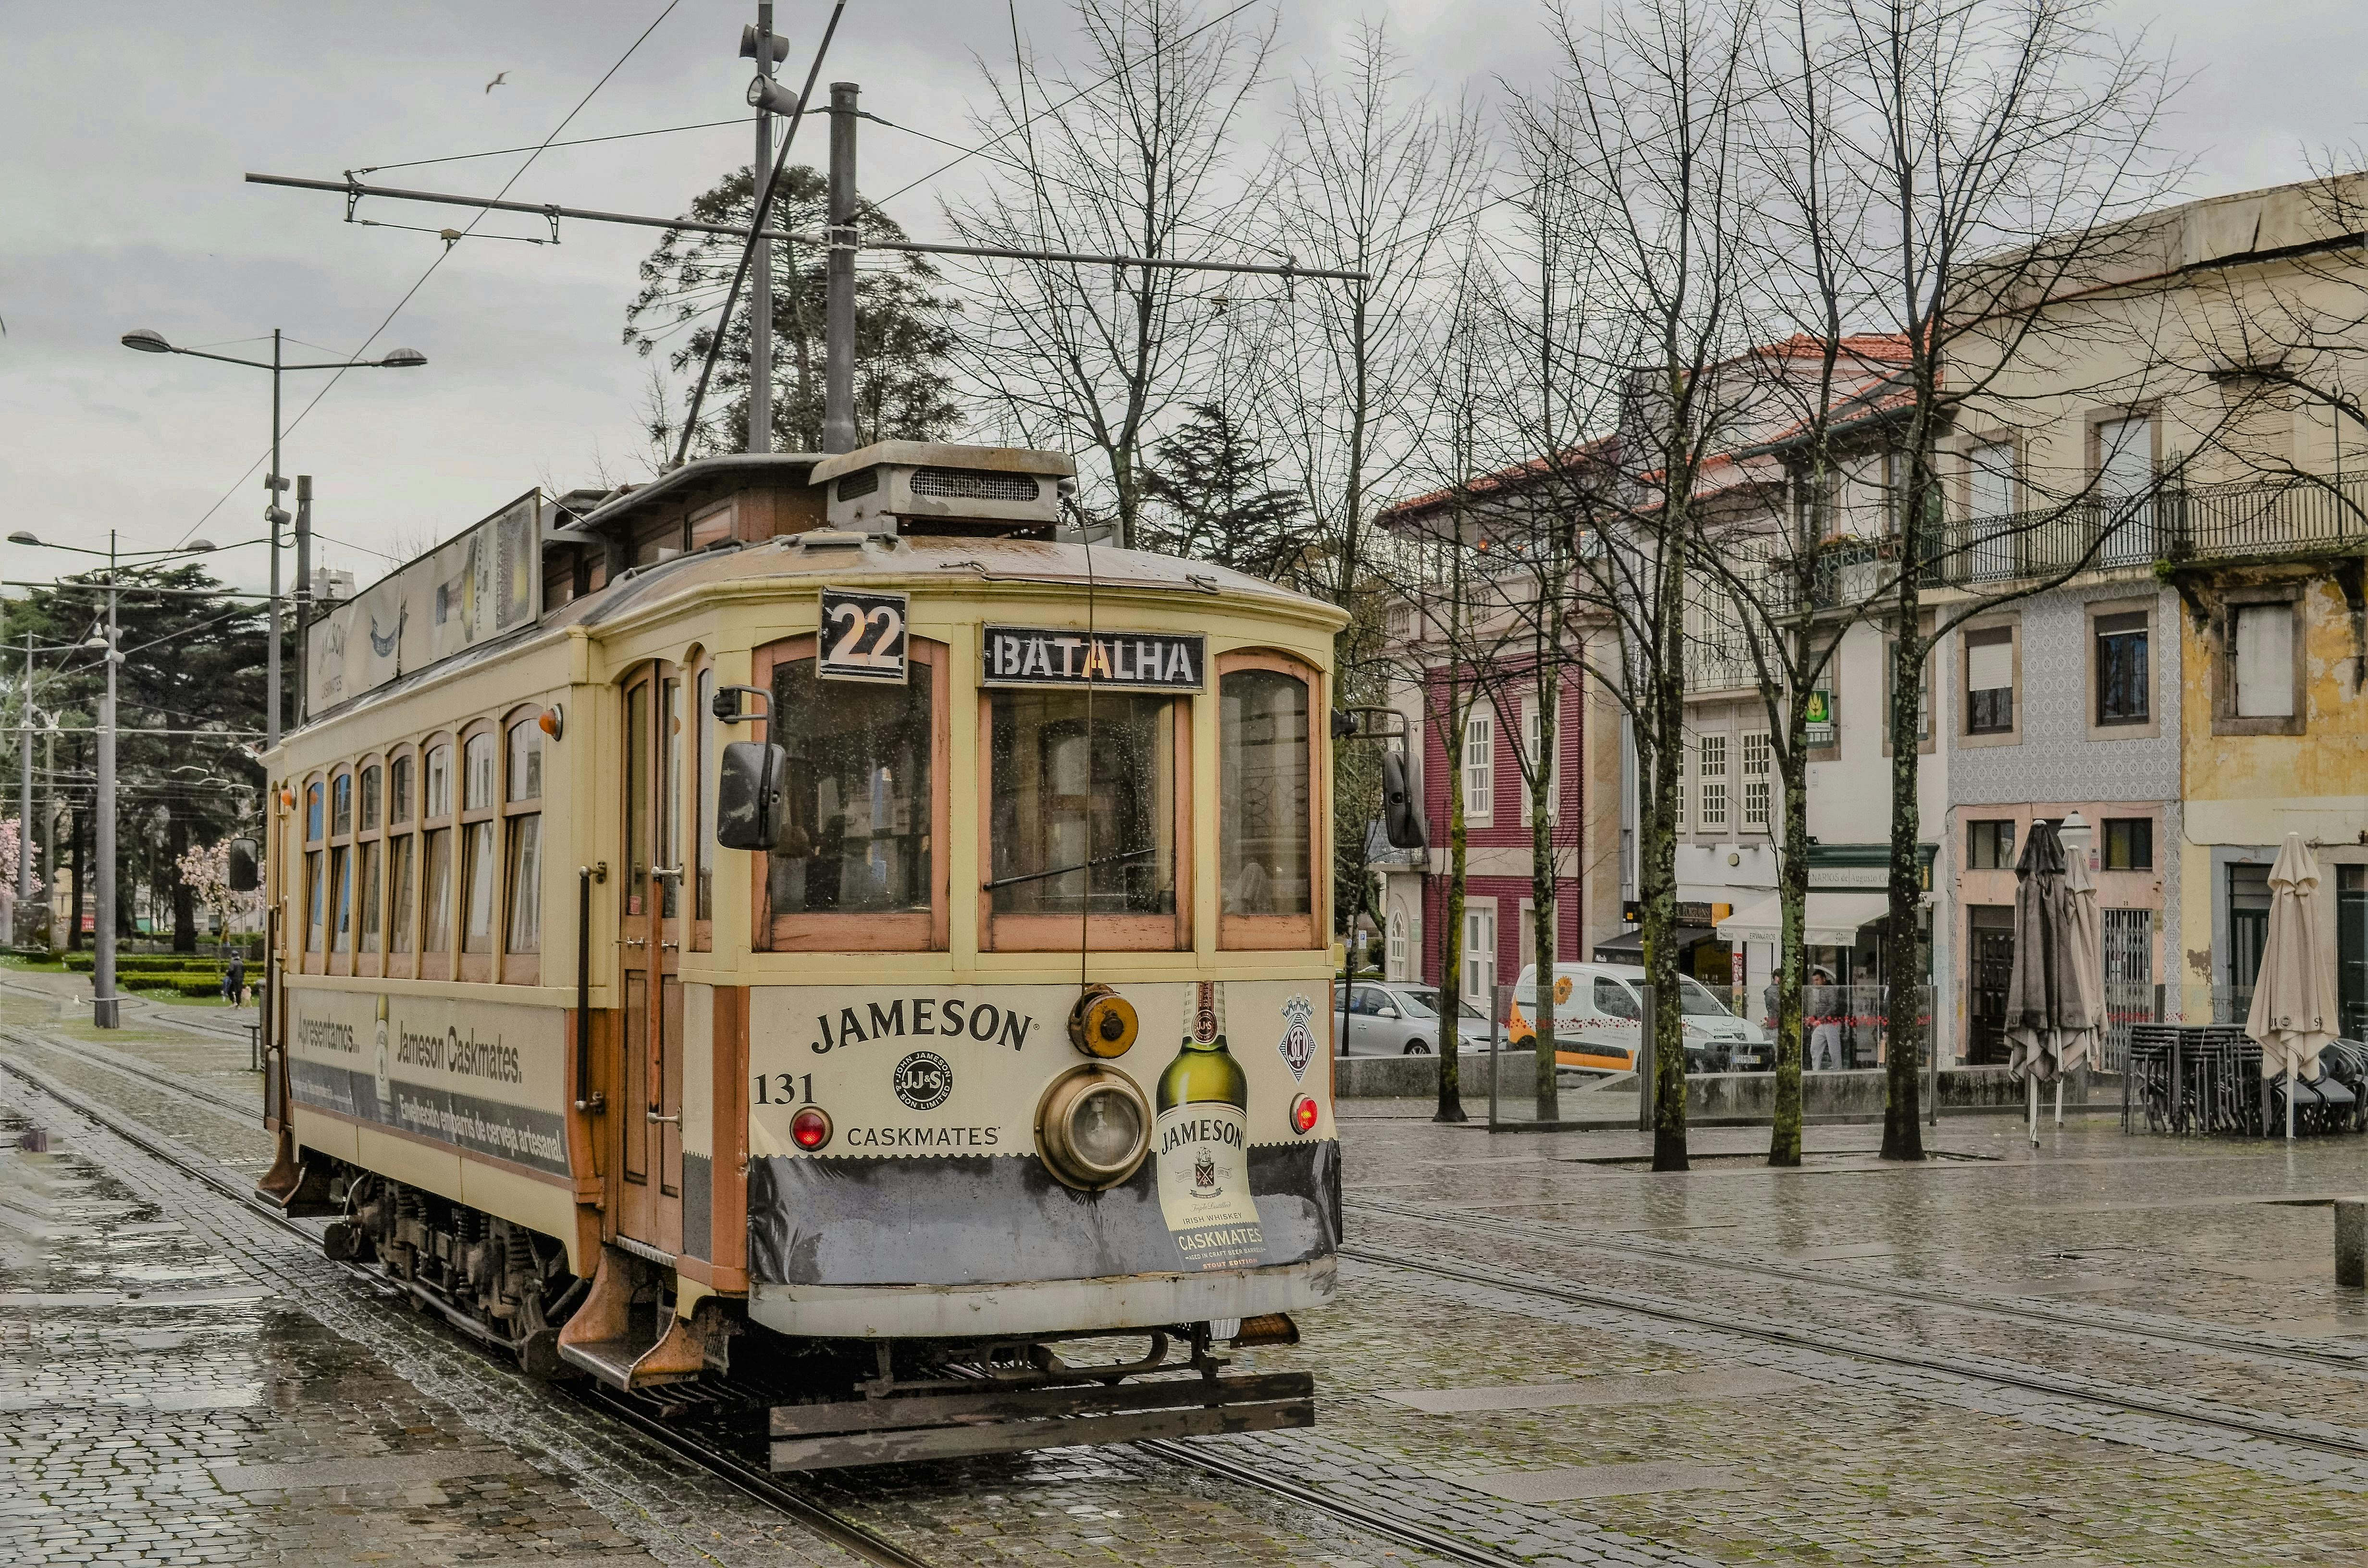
<box><xmin>980</xmin><ymin>626</ymin><xmax>1204</xmax><ymax>691</ymax></box>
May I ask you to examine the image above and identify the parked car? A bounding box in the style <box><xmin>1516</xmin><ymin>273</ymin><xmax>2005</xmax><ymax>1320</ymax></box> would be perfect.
<box><xmin>1505</xmin><ymin>962</ymin><xmax>1773</xmax><ymax>1074</ymax></box>
<box><xmin>1331</xmin><ymin>981</ymin><xmax>1492</xmax><ymax>1056</ymax></box>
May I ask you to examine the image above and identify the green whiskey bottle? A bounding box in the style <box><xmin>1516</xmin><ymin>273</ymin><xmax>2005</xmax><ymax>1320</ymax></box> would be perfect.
<box><xmin>1154</xmin><ymin>981</ymin><xmax>1266</xmax><ymax>1269</ymax></box>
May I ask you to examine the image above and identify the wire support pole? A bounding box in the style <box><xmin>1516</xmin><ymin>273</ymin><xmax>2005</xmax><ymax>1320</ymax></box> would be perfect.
<box><xmin>748</xmin><ymin>1</ymin><xmax>778</xmax><ymax>454</ymax></box>
<box><xmin>824</xmin><ymin>82</ymin><xmax>858</xmax><ymax>454</ymax></box>
<box><xmin>245</xmin><ymin>172</ymin><xmax>1371</xmax><ymax>282</ymax></box>
<box><xmin>267</xmin><ymin>331</ymin><xmax>284</xmax><ymax>754</ymax></box>
<box><xmin>93</xmin><ymin>534</ymin><xmax>119</xmax><ymax>1029</ymax></box>
<box><xmin>18</xmin><ymin>635</ymin><xmax>34</xmax><ymax>912</ymax></box>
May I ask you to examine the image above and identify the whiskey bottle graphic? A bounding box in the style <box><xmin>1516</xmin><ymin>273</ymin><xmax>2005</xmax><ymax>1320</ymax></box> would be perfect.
<box><xmin>1154</xmin><ymin>981</ymin><xmax>1267</xmax><ymax>1270</ymax></box>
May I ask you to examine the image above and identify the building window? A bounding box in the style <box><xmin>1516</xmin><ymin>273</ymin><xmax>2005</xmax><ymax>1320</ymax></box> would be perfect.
<box><xmin>1388</xmin><ymin>910</ymin><xmax>1407</xmax><ymax>978</ymax></box>
<box><xmin>2233</xmin><ymin>602</ymin><xmax>2296</xmax><ymax>718</ymax></box>
<box><xmin>2102</xmin><ymin>817</ymin><xmax>2152</xmax><ymax>872</ymax></box>
<box><xmin>1697</xmin><ymin>734</ymin><xmax>1727</xmax><ymax>830</ymax></box>
<box><xmin>1464</xmin><ymin>906</ymin><xmax>1496</xmax><ymax>1003</ymax></box>
<box><xmin>1968</xmin><ymin>819</ymin><xmax>2017</xmax><ymax>870</ymax></box>
<box><xmin>1965</xmin><ymin>441</ymin><xmax>2017</xmax><ymax>580</ymax></box>
<box><xmin>2096</xmin><ymin>612</ymin><xmax>2149</xmax><ymax>725</ymax></box>
<box><xmin>1739</xmin><ymin>729</ymin><xmax>1770</xmax><ymax>829</ymax></box>
<box><xmin>1965</xmin><ymin>627</ymin><xmax>2014</xmax><ymax>734</ymax></box>
<box><xmin>1519</xmin><ymin>695</ymin><xmax>1560</xmax><ymax>820</ymax></box>
<box><xmin>1462</xmin><ymin>710</ymin><xmax>1494</xmax><ymax>824</ymax></box>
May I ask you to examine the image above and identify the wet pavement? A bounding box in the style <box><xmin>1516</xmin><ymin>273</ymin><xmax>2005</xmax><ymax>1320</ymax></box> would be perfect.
<box><xmin>3</xmin><ymin>964</ymin><xmax>2367</xmax><ymax>1566</ymax></box>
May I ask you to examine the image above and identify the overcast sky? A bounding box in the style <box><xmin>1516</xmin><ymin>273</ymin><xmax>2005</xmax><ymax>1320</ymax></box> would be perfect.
<box><xmin>4</xmin><ymin>0</ymin><xmax>2364</xmax><ymax>596</ymax></box>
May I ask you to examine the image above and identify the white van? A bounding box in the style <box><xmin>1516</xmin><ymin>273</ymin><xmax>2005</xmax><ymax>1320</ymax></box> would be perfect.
<box><xmin>1506</xmin><ymin>961</ymin><xmax>1771</xmax><ymax>1073</ymax></box>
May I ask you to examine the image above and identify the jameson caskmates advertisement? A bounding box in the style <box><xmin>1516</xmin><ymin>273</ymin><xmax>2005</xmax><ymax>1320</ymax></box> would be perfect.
<box><xmin>744</xmin><ymin>980</ymin><xmax>1339</xmax><ymax>1287</ymax></box>
<box><xmin>284</xmin><ymin>988</ymin><xmax>571</xmax><ymax>1179</ymax></box>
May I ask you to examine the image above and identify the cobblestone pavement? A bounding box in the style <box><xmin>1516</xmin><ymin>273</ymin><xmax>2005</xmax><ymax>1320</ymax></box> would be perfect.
<box><xmin>7</xmin><ymin>971</ymin><xmax>2368</xmax><ymax>1566</ymax></box>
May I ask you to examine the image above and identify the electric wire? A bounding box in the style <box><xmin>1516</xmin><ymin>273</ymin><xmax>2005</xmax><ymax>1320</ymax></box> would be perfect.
<box><xmin>166</xmin><ymin>0</ymin><xmax>690</xmax><ymax>549</ymax></box>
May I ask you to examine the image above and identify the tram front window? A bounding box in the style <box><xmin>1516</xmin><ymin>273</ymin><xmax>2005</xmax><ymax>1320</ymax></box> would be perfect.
<box><xmin>766</xmin><ymin>656</ymin><xmax>932</xmax><ymax>917</ymax></box>
<box><xmin>988</xmin><ymin>690</ymin><xmax>1175</xmax><ymax>917</ymax></box>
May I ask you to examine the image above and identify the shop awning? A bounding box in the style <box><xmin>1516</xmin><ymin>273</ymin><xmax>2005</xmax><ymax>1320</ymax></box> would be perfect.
<box><xmin>1592</xmin><ymin>925</ymin><xmax>1715</xmax><ymax>961</ymax></box>
<box><xmin>1716</xmin><ymin>892</ymin><xmax>1894</xmax><ymax>947</ymax></box>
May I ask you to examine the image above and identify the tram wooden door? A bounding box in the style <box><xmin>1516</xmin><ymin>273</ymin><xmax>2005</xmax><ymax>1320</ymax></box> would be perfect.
<box><xmin>616</xmin><ymin>663</ymin><xmax>685</xmax><ymax>1256</ymax></box>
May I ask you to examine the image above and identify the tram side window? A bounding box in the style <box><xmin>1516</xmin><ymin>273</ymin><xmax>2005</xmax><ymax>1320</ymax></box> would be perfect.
<box><xmin>330</xmin><ymin>772</ymin><xmax>353</xmax><ymax>956</ymax></box>
<box><xmin>422</xmin><ymin>743</ymin><xmax>455</xmax><ymax>956</ymax></box>
<box><xmin>695</xmin><ymin>668</ymin><xmax>716</xmax><ymax>927</ymax></box>
<box><xmin>1219</xmin><ymin>667</ymin><xmax>1313</xmax><ymax>927</ymax></box>
<box><xmin>304</xmin><ymin>782</ymin><xmax>325</xmax><ymax>954</ymax></box>
<box><xmin>461</xmin><ymin>732</ymin><xmax>497</xmax><ymax>954</ymax></box>
<box><xmin>988</xmin><ymin>690</ymin><xmax>1175</xmax><ymax>920</ymax></box>
<box><xmin>389</xmin><ymin>755</ymin><xmax>416</xmax><ymax>955</ymax></box>
<box><xmin>767</xmin><ymin>654</ymin><xmax>933</xmax><ymax>920</ymax></box>
<box><xmin>505</xmin><ymin>720</ymin><xmax>543</xmax><ymax>956</ymax></box>
<box><xmin>358</xmin><ymin>763</ymin><xmax>383</xmax><ymax>954</ymax></box>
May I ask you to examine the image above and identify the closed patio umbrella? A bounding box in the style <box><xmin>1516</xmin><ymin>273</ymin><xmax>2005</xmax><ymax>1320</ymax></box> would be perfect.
<box><xmin>2245</xmin><ymin>833</ymin><xmax>2335</xmax><ymax>1140</ymax></box>
<box><xmin>2004</xmin><ymin>821</ymin><xmax>2103</xmax><ymax>1144</ymax></box>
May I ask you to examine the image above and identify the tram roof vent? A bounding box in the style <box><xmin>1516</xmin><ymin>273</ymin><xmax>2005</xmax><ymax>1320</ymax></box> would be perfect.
<box><xmin>811</xmin><ymin>441</ymin><xmax>1074</xmax><ymax>538</ymax></box>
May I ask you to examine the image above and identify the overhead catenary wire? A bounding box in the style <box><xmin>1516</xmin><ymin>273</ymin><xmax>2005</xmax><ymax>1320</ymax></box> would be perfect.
<box><xmin>164</xmin><ymin>0</ymin><xmax>689</xmax><ymax>550</ymax></box>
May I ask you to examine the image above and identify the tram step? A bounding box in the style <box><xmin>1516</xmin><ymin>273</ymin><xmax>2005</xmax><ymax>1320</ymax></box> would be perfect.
<box><xmin>767</xmin><ymin>1371</ymin><xmax>1315</xmax><ymax>1471</ymax></box>
<box><xmin>557</xmin><ymin>1335</ymin><xmax>707</xmax><ymax>1391</ymax></box>
<box><xmin>553</xmin><ymin>1246</ymin><xmax>708</xmax><ymax>1391</ymax></box>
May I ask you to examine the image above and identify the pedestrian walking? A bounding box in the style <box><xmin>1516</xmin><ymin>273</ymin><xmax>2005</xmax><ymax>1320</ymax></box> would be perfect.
<box><xmin>225</xmin><ymin>948</ymin><xmax>246</xmax><ymax>1007</ymax></box>
<box><xmin>1808</xmin><ymin>965</ymin><xmax>1844</xmax><ymax>1071</ymax></box>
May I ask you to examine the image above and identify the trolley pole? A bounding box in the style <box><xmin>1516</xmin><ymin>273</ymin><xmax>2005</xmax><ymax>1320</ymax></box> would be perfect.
<box><xmin>822</xmin><ymin>80</ymin><xmax>859</xmax><ymax>453</ymax></box>
<box><xmin>746</xmin><ymin>2</ymin><xmax>779</xmax><ymax>453</ymax></box>
<box><xmin>93</xmin><ymin>532</ymin><xmax>119</xmax><ymax>1028</ymax></box>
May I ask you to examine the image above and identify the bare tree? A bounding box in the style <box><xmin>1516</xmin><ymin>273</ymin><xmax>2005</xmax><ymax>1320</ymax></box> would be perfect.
<box><xmin>946</xmin><ymin>0</ymin><xmax>1275</xmax><ymax>546</ymax></box>
<box><xmin>1262</xmin><ymin>22</ymin><xmax>1486</xmax><ymax>609</ymax></box>
<box><xmin>1491</xmin><ymin>0</ymin><xmax>1762</xmax><ymax>1169</ymax></box>
<box><xmin>1804</xmin><ymin>0</ymin><xmax>2175</xmax><ymax>1160</ymax></box>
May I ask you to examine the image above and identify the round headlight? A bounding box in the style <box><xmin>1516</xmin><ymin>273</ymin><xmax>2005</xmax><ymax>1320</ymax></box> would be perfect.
<box><xmin>1034</xmin><ymin>1065</ymin><xmax>1151</xmax><ymax>1190</ymax></box>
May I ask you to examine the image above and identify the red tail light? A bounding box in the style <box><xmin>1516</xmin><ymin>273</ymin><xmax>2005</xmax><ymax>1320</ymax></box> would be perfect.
<box><xmin>790</xmin><ymin>1106</ymin><xmax>833</xmax><ymax>1151</ymax></box>
<box><xmin>1290</xmin><ymin>1094</ymin><xmax>1320</xmax><ymax>1135</ymax></box>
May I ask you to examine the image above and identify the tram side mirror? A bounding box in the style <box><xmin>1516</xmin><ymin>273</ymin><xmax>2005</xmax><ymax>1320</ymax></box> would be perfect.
<box><xmin>1381</xmin><ymin>750</ymin><xmax>1427</xmax><ymax>851</ymax></box>
<box><xmin>227</xmin><ymin>838</ymin><xmax>260</xmax><ymax>893</ymax></box>
<box><xmin>715</xmin><ymin>741</ymin><xmax>789</xmax><ymax>850</ymax></box>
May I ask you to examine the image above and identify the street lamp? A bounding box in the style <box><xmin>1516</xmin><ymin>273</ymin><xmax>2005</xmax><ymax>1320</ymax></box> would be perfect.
<box><xmin>118</xmin><ymin>326</ymin><xmax>425</xmax><ymax>749</ymax></box>
<box><xmin>10</xmin><ymin>531</ymin><xmax>225</xmax><ymax>1027</ymax></box>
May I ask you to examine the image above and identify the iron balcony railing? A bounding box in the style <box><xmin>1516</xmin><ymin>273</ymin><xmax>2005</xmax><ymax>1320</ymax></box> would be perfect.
<box><xmin>1758</xmin><ymin>471</ymin><xmax>2368</xmax><ymax>611</ymax></box>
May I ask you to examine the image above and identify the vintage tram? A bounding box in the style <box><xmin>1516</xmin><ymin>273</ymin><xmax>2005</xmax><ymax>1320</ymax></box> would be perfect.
<box><xmin>253</xmin><ymin>441</ymin><xmax>1344</xmax><ymax>1467</ymax></box>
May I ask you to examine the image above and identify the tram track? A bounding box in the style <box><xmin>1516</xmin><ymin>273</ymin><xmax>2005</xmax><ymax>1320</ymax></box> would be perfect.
<box><xmin>0</xmin><ymin>1035</ymin><xmax>1579</xmax><ymax>1566</ymax></box>
<box><xmin>1348</xmin><ymin>1193</ymin><xmax>2368</xmax><ymax>1374</ymax></box>
<box><xmin>1343</xmin><ymin>1241</ymin><xmax>2368</xmax><ymax>1466</ymax></box>
<box><xmin>0</xmin><ymin>1049</ymin><xmax>939</xmax><ymax>1568</ymax></box>
<box><xmin>0</xmin><ymin>1024</ymin><xmax>262</xmax><ymax>1127</ymax></box>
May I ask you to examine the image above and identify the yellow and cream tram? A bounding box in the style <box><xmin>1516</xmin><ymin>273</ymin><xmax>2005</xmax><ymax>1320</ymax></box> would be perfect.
<box><xmin>253</xmin><ymin>442</ymin><xmax>1344</xmax><ymax>1467</ymax></box>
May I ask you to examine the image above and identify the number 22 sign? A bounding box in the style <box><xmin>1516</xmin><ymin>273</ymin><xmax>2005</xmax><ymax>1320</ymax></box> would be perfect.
<box><xmin>818</xmin><ymin>588</ymin><xmax>910</xmax><ymax>684</ymax></box>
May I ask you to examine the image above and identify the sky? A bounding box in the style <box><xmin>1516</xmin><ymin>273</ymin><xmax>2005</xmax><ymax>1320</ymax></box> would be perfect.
<box><xmin>3</xmin><ymin>0</ymin><xmax>2365</xmax><ymax>598</ymax></box>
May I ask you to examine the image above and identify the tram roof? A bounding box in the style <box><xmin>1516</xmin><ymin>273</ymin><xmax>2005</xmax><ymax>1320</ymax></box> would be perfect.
<box><xmin>286</xmin><ymin>529</ymin><xmax>1343</xmax><ymax>742</ymax></box>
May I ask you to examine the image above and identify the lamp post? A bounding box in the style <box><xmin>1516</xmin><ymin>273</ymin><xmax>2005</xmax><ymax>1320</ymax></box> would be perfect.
<box><xmin>119</xmin><ymin>327</ymin><xmax>425</xmax><ymax>748</ymax></box>
<box><xmin>10</xmin><ymin>531</ymin><xmax>220</xmax><ymax>1025</ymax></box>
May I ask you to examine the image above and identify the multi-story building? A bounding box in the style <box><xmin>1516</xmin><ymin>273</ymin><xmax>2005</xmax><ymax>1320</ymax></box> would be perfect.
<box><xmin>1934</xmin><ymin>172</ymin><xmax>2368</xmax><ymax>1049</ymax></box>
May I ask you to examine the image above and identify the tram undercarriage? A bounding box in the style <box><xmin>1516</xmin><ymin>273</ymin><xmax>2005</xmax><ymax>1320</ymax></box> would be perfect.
<box><xmin>303</xmin><ymin>1163</ymin><xmax>1312</xmax><ymax>1470</ymax></box>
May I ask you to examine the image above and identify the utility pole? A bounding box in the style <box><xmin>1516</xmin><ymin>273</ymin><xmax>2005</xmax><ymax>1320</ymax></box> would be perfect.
<box><xmin>744</xmin><ymin>3</ymin><xmax>783</xmax><ymax>453</ymax></box>
<box><xmin>294</xmin><ymin>476</ymin><xmax>312</xmax><ymax>726</ymax></box>
<box><xmin>93</xmin><ymin>531</ymin><xmax>119</xmax><ymax>1028</ymax></box>
<box><xmin>17</xmin><ymin>636</ymin><xmax>31</xmax><ymax>940</ymax></box>
<box><xmin>266</xmin><ymin>329</ymin><xmax>289</xmax><ymax>752</ymax></box>
<box><xmin>823</xmin><ymin>81</ymin><xmax>859</xmax><ymax>453</ymax></box>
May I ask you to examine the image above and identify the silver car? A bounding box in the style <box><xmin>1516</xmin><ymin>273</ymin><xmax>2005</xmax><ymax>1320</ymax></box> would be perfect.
<box><xmin>1332</xmin><ymin>981</ymin><xmax>1492</xmax><ymax>1056</ymax></box>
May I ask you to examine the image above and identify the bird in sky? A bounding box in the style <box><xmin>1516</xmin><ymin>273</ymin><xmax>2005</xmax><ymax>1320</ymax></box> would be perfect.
<box><xmin>484</xmin><ymin>71</ymin><xmax>509</xmax><ymax>94</ymax></box>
